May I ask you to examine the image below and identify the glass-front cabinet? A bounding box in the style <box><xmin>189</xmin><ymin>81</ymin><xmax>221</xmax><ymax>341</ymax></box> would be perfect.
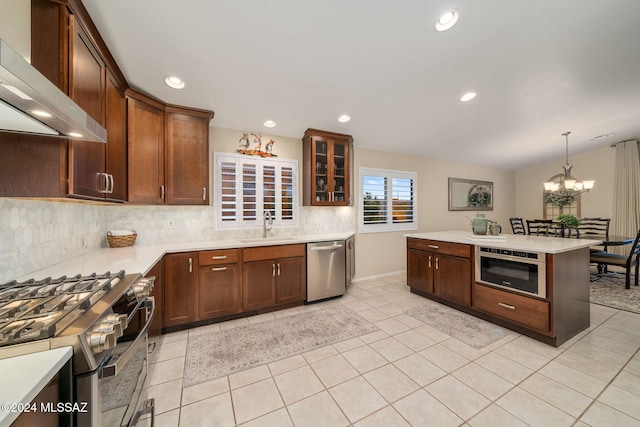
<box><xmin>302</xmin><ymin>128</ymin><xmax>353</xmax><ymax>206</ymax></box>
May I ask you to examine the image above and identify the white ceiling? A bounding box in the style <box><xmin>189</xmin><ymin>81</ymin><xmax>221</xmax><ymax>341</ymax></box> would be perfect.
<box><xmin>81</xmin><ymin>0</ymin><xmax>640</xmax><ymax>171</ymax></box>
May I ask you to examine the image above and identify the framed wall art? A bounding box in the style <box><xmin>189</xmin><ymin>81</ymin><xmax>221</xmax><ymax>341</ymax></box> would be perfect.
<box><xmin>448</xmin><ymin>177</ymin><xmax>493</xmax><ymax>211</ymax></box>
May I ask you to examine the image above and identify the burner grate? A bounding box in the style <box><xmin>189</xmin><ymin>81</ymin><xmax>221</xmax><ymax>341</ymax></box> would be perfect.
<box><xmin>0</xmin><ymin>271</ymin><xmax>126</xmax><ymax>346</ymax></box>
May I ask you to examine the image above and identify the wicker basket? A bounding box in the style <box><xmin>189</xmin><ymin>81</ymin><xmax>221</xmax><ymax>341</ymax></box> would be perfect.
<box><xmin>106</xmin><ymin>230</ymin><xmax>137</xmax><ymax>248</ymax></box>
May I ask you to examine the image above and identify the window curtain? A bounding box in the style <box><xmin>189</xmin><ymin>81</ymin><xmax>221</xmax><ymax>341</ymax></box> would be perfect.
<box><xmin>611</xmin><ymin>140</ymin><xmax>640</xmax><ymax>254</ymax></box>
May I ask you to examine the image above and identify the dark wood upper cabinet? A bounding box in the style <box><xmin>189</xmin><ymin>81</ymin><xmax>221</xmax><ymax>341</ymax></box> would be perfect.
<box><xmin>68</xmin><ymin>14</ymin><xmax>107</xmax><ymax>198</ymax></box>
<box><xmin>302</xmin><ymin>129</ymin><xmax>353</xmax><ymax>206</ymax></box>
<box><xmin>0</xmin><ymin>0</ymin><xmax>213</xmax><ymax>204</ymax></box>
<box><xmin>127</xmin><ymin>91</ymin><xmax>166</xmax><ymax>204</ymax></box>
<box><xmin>127</xmin><ymin>91</ymin><xmax>213</xmax><ymax>205</ymax></box>
<box><xmin>165</xmin><ymin>108</ymin><xmax>213</xmax><ymax>205</ymax></box>
<box><xmin>105</xmin><ymin>71</ymin><xmax>127</xmax><ymax>201</ymax></box>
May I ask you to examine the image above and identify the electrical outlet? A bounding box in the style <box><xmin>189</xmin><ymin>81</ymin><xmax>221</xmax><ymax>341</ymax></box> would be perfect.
<box><xmin>167</xmin><ymin>219</ymin><xmax>176</xmax><ymax>229</ymax></box>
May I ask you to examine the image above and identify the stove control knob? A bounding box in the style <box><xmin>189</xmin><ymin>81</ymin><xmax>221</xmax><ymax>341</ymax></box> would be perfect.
<box><xmin>127</xmin><ymin>277</ymin><xmax>155</xmax><ymax>299</ymax></box>
<box><xmin>89</xmin><ymin>331</ymin><xmax>117</xmax><ymax>353</ymax></box>
<box><xmin>105</xmin><ymin>313</ymin><xmax>128</xmax><ymax>331</ymax></box>
<box><xmin>93</xmin><ymin>321</ymin><xmax>123</xmax><ymax>339</ymax></box>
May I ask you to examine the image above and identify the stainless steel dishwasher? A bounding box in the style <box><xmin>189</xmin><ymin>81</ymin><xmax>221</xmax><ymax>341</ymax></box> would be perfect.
<box><xmin>306</xmin><ymin>240</ymin><xmax>346</xmax><ymax>302</ymax></box>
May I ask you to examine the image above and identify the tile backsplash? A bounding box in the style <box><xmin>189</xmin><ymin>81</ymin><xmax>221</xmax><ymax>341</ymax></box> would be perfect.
<box><xmin>0</xmin><ymin>198</ymin><xmax>355</xmax><ymax>282</ymax></box>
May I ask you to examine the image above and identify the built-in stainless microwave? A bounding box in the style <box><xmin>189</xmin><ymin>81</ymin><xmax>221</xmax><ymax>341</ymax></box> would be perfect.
<box><xmin>475</xmin><ymin>246</ymin><xmax>546</xmax><ymax>299</ymax></box>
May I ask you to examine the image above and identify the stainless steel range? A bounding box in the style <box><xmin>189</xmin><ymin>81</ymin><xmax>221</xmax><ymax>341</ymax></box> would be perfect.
<box><xmin>0</xmin><ymin>270</ymin><xmax>156</xmax><ymax>426</ymax></box>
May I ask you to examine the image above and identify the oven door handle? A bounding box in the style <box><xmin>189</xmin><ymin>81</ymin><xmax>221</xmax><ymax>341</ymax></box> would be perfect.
<box><xmin>102</xmin><ymin>296</ymin><xmax>155</xmax><ymax>378</ymax></box>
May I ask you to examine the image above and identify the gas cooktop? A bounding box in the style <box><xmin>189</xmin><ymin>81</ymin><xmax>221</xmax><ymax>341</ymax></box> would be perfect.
<box><xmin>0</xmin><ymin>271</ymin><xmax>126</xmax><ymax>347</ymax></box>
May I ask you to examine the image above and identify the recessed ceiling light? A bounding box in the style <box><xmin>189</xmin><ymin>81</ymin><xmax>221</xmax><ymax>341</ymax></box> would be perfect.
<box><xmin>460</xmin><ymin>92</ymin><xmax>477</xmax><ymax>102</ymax></box>
<box><xmin>164</xmin><ymin>76</ymin><xmax>185</xmax><ymax>89</ymax></box>
<box><xmin>263</xmin><ymin>120</ymin><xmax>276</xmax><ymax>128</ymax></box>
<box><xmin>338</xmin><ymin>115</ymin><xmax>351</xmax><ymax>123</ymax></box>
<box><xmin>67</xmin><ymin>132</ymin><xmax>83</xmax><ymax>138</ymax></box>
<box><xmin>29</xmin><ymin>109</ymin><xmax>53</xmax><ymax>118</ymax></box>
<box><xmin>435</xmin><ymin>11</ymin><xmax>459</xmax><ymax>32</ymax></box>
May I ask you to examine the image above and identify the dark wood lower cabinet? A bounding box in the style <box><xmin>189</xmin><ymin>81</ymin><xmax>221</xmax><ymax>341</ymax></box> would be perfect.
<box><xmin>406</xmin><ymin>239</ymin><xmax>471</xmax><ymax>306</ymax></box>
<box><xmin>243</xmin><ymin>260</ymin><xmax>277</xmax><ymax>311</ymax></box>
<box><xmin>435</xmin><ymin>254</ymin><xmax>471</xmax><ymax>306</ymax></box>
<box><xmin>162</xmin><ymin>244</ymin><xmax>306</xmax><ymax>330</ymax></box>
<box><xmin>163</xmin><ymin>252</ymin><xmax>197</xmax><ymax>328</ymax></box>
<box><xmin>199</xmin><ymin>263</ymin><xmax>242</xmax><ymax>319</ymax></box>
<box><xmin>407</xmin><ymin>249</ymin><xmax>434</xmax><ymax>293</ymax></box>
<box><xmin>146</xmin><ymin>259</ymin><xmax>164</xmax><ymax>338</ymax></box>
<box><xmin>276</xmin><ymin>257</ymin><xmax>306</xmax><ymax>305</ymax></box>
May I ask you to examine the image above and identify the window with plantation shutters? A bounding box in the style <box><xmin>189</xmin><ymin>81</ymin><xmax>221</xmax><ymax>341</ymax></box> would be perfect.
<box><xmin>214</xmin><ymin>153</ymin><xmax>298</xmax><ymax>228</ymax></box>
<box><xmin>359</xmin><ymin>167</ymin><xmax>417</xmax><ymax>232</ymax></box>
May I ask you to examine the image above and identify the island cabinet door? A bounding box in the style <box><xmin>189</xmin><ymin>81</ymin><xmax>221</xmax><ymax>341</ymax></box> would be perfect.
<box><xmin>243</xmin><ymin>260</ymin><xmax>277</xmax><ymax>311</ymax></box>
<box><xmin>407</xmin><ymin>249</ymin><xmax>434</xmax><ymax>294</ymax></box>
<box><xmin>434</xmin><ymin>254</ymin><xmax>471</xmax><ymax>306</ymax></box>
<box><xmin>198</xmin><ymin>263</ymin><xmax>242</xmax><ymax>320</ymax></box>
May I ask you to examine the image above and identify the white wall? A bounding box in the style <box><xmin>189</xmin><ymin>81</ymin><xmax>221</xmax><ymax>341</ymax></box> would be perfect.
<box><xmin>514</xmin><ymin>145</ymin><xmax>616</xmax><ymax>220</ymax></box>
<box><xmin>354</xmin><ymin>147</ymin><xmax>515</xmax><ymax>279</ymax></box>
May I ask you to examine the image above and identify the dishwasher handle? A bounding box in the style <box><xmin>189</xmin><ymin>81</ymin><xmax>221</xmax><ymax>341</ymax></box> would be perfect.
<box><xmin>310</xmin><ymin>243</ymin><xmax>344</xmax><ymax>251</ymax></box>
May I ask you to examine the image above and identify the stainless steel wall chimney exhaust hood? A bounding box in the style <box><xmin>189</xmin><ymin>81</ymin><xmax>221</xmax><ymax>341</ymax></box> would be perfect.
<box><xmin>0</xmin><ymin>38</ymin><xmax>106</xmax><ymax>142</ymax></box>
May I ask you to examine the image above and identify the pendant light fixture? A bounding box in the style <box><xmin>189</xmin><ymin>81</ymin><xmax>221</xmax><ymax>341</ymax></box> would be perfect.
<box><xmin>543</xmin><ymin>131</ymin><xmax>595</xmax><ymax>193</ymax></box>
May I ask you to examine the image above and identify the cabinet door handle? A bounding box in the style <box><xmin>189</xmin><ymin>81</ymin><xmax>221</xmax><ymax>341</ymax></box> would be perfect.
<box><xmin>498</xmin><ymin>302</ymin><xmax>516</xmax><ymax>310</ymax></box>
<box><xmin>99</xmin><ymin>173</ymin><xmax>109</xmax><ymax>193</ymax></box>
<box><xmin>272</xmin><ymin>263</ymin><xmax>276</xmax><ymax>277</ymax></box>
<box><xmin>211</xmin><ymin>255</ymin><xmax>227</xmax><ymax>260</ymax></box>
<box><xmin>211</xmin><ymin>267</ymin><xmax>227</xmax><ymax>272</ymax></box>
<box><xmin>188</xmin><ymin>257</ymin><xmax>193</xmax><ymax>273</ymax></box>
<box><xmin>108</xmin><ymin>174</ymin><xmax>114</xmax><ymax>194</ymax></box>
<box><xmin>428</xmin><ymin>255</ymin><xmax>432</xmax><ymax>268</ymax></box>
<box><xmin>161</xmin><ymin>185</ymin><xmax>165</xmax><ymax>200</ymax></box>
<box><xmin>277</xmin><ymin>263</ymin><xmax>281</xmax><ymax>276</ymax></box>
<box><xmin>435</xmin><ymin>258</ymin><xmax>439</xmax><ymax>270</ymax></box>
<box><xmin>202</xmin><ymin>187</ymin><xmax>207</xmax><ymax>200</ymax></box>
<box><xmin>428</xmin><ymin>244</ymin><xmax>439</xmax><ymax>249</ymax></box>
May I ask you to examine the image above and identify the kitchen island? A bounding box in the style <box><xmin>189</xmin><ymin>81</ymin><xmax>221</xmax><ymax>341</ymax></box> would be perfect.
<box><xmin>406</xmin><ymin>231</ymin><xmax>601</xmax><ymax>346</ymax></box>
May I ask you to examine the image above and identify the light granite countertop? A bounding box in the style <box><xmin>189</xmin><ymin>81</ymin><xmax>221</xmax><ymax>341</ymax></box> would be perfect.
<box><xmin>15</xmin><ymin>232</ymin><xmax>355</xmax><ymax>282</ymax></box>
<box><xmin>405</xmin><ymin>230</ymin><xmax>602</xmax><ymax>254</ymax></box>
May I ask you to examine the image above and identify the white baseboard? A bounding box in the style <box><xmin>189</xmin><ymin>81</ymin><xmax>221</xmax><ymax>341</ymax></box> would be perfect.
<box><xmin>352</xmin><ymin>269</ymin><xmax>406</xmax><ymax>284</ymax></box>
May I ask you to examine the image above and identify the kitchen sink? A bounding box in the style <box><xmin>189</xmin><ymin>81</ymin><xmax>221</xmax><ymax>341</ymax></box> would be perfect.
<box><xmin>238</xmin><ymin>237</ymin><xmax>301</xmax><ymax>244</ymax></box>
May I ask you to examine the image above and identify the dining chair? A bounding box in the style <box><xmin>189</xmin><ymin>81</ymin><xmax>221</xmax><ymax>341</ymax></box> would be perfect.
<box><xmin>578</xmin><ymin>217</ymin><xmax>610</xmax><ymax>250</ymax></box>
<box><xmin>509</xmin><ymin>217</ymin><xmax>526</xmax><ymax>235</ymax></box>
<box><xmin>526</xmin><ymin>219</ymin><xmax>554</xmax><ymax>235</ymax></box>
<box><xmin>590</xmin><ymin>228</ymin><xmax>640</xmax><ymax>289</ymax></box>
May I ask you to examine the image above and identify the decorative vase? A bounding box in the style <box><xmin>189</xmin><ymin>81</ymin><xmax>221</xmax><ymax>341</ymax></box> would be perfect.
<box><xmin>471</xmin><ymin>214</ymin><xmax>489</xmax><ymax>235</ymax></box>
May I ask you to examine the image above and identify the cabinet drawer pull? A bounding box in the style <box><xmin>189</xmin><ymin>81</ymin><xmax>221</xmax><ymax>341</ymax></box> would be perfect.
<box><xmin>272</xmin><ymin>263</ymin><xmax>276</xmax><ymax>276</ymax></box>
<box><xmin>211</xmin><ymin>255</ymin><xmax>227</xmax><ymax>260</ymax></box>
<box><xmin>428</xmin><ymin>244</ymin><xmax>439</xmax><ymax>249</ymax></box>
<box><xmin>435</xmin><ymin>258</ymin><xmax>439</xmax><ymax>270</ymax></box>
<box><xmin>211</xmin><ymin>267</ymin><xmax>227</xmax><ymax>272</ymax></box>
<box><xmin>277</xmin><ymin>263</ymin><xmax>281</xmax><ymax>276</ymax></box>
<box><xmin>428</xmin><ymin>255</ymin><xmax>432</xmax><ymax>268</ymax></box>
<box><xmin>203</xmin><ymin>187</ymin><xmax>207</xmax><ymax>200</ymax></box>
<box><xmin>161</xmin><ymin>185</ymin><xmax>165</xmax><ymax>200</ymax></box>
<box><xmin>498</xmin><ymin>302</ymin><xmax>516</xmax><ymax>310</ymax></box>
<box><xmin>188</xmin><ymin>257</ymin><xmax>193</xmax><ymax>273</ymax></box>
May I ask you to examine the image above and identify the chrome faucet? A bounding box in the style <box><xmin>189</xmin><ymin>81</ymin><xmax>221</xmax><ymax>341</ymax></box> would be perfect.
<box><xmin>263</xmin><ymin>210</ymin><xmax>273</xmax><ymax>238</ymax></box>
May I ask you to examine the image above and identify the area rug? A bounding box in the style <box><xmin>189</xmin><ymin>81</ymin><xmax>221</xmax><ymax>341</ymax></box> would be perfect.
<box><xmin>404</xmin><ymin>300</ymin><xmax>511</xmax><ymax>349</ymax></box>
<box><xmin>184</xmin><ymin>305</ymin><xmax>378</xmax><ymax>386</ymax></box>
<box><xmin>590</xmin><ymin>270</ymin><xmax>640</xmax><ymax>314</ymax></box>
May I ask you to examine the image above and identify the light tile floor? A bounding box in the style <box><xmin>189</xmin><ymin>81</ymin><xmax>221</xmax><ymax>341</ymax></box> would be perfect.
<box><xmin>144</xmin><ymin>273</ymin><xmax>640</xmax><ymax>426</ymax></box>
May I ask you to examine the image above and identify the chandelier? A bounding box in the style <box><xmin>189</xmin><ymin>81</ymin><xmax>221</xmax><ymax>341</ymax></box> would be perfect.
<box><xmin>543</xmin><ymin>131</ymin><xmax>595</xmax><ymax>193</ymax></box>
